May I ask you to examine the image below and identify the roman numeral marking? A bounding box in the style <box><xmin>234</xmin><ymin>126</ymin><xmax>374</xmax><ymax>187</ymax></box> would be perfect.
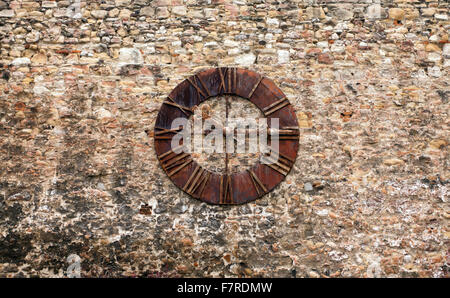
<box><xmin>233</xmin><ymin>68</ymin><xmax>237</xmax><ymax>93</ymax></box>
<box><xmin>228</xmin><ymin>67</ymin><xmax>231</xmax><ymax>93</ymax></box>
<box><xmin>269</xmin><ymin>126</ymin><xmax>299</xmax><ymax>140</ymax></box>
<box><xmin>263</xmin><ymin>97</ymin><xmax>290</xmax><ymax>116</ymax></box>
<box><xmin>264</xmin><ymin>146</ymin><xmax>295</xmax><ymax>164</ymax></box>
<box><xmin>196</xmin><ymin>75</ymin><xmax>210</xmax><ymax>97</ymax></box>
<box><xmin>154</xmin><ymin>126</ymin><xmax>183</xmax><ymax>140</ymax></box>
<box><xmin>183</xmin><ymin>166</ymin><xmax>211</xmax><ymax>198</ymax></box>
<box><xmin>220</xmin><ymin>175</ymin><xmax>233</xmax><ymax>204</ymax></box>
<box><xmin>159</xmin><ymin>144</ymin><xmax>185</xmax><ymax>159</ymax></box>
<box><xmin>163</xmin><ymin>95</ymin><xmax>193</xmax><ymax>117</ymax></box>
<box><xmin>197</xmin><ymin>172</ymin><xmax>210</xmax><ymax>198</ymax></box>
<box><xmin>227</xmin><ymin>67</ymin><xmax>236</xmax><ymax>93</ymax></box>
<box><xmin>262</xmin><ymin>160</ymin><xmax>289</xmax><ymax>176</ymax></box>
<box><xmin>281</xmin><ymin>126</ymin><xmax>299</xmax><ymax>130</ymax></box>
<box><xmin>247</xmin><ymin>170</ymin><xmax>267</xmax><ymax>196</ymax></box>
<box><xmin>159</xmin><ymin>145</ymin><xmax>192</xmax><ymax>177</ymax></box>
<box><xmin>218</xmin><ymin>68</ymin><xmax>227</xmax><ymax>93</ymax></box>
<box><xmin>167</xmin><ymin>158</ymin><xmax>192</xmax><ymax>177</ymax></box>
<box><xmin>218</xmin><ymin>68</ymin><xmax>236</xmax><ymax>94</ymax></box>
<box><xmin>248</xmin><ymin>76</ymin><xmax>263</xmax><ymax>99</ymax></box>
<box><xmin>187</xmin><ymin>75</ymin><xmax>208</xmax><ymax>99</ymax></box>
<box><xmin>183</xmin><ymin>165</ymin><xmax>204</xmax><ymax>194</ymax></box>
<box><xmin>161</xmin><ymin>152</ymin><xmax>190</xmax><ymax>170</ymax></box>
<box><xmin>275</xmin><ymin>136</ymin><xmax>299</xmax><ymax>140</ymax></box>
<box><xmin>261</xmin><ymin>146</ymin><xmax>294</xmax><ymax>176</ymax></box>
<box><xmin>266</xmin><ymin>146</ymin><xmax>295</xmax><ymax>164</ymax></box>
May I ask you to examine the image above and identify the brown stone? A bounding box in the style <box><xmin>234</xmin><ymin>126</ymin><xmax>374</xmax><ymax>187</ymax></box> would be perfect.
<box><xmin>389</xmin><ymin>8</ymin><xmax>405</xmax><ymax>20</ymax></box>
<box><xmin>317</xmin><ymin>53</ymin><xmax>333</xmax><ymax>64</ymax></box>
<box><xmin>425</xmin><ymin>43</ymin><xmax>441</xmax><ymax>52</ymax></box>
<box><xmin>429</xmin><ymin>139</ymin><xmax>447</xmax><ymax>149</ymax></box>
<box><xmin>383</xmin><ymin>159</ymin><xmax>405</xmax><ymax>166</ymax></box>
<box><xmin>31</xmin><ymin>53</ymin><xmax>47</xmax><ymax>65</ymax></box>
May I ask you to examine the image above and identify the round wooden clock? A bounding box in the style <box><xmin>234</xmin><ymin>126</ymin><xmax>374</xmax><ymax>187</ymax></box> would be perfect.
<box><xmin>154</xmin><ymin>68</ymin><xmax>299</xmax><ymax>205</ymax></box>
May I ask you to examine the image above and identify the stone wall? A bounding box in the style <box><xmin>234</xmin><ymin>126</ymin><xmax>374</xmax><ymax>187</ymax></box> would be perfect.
<box><xmin>0</xmin><ymin>0</ymin><xmax>448</xmax><ymax>277</ymax></box>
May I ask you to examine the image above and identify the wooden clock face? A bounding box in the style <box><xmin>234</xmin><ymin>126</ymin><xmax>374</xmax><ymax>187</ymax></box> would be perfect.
<box><xmin>154</xmin><ymin>68</ymin><xmax>299</xmax><ymax>205</ymax></box>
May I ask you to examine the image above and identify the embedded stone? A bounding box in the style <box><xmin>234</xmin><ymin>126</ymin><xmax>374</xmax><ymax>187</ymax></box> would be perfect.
<box><xmin>172</xmin><ymin>6</ymin><xmax>187</xmax><ymax>16</ymax></box>
<box><xmin>156</xmin><ymin>7</ymin><xmax>169</xmax><ymax>18</ymax></box>
<box><xmin>25</xmin><ymin>32</ymin><xmax>40</xmax><ymax>43</ymax></box>
<box><xmin>367</xmin><ymin>4</ymin><xmax>383</xmax><ymax>19</ymax></box>
<box><xmin>42</xmin><ymin>1</ymin><xmax>57</xmax><ymax>8</ymax></box>
<box><xmin>95</xmin><ymin>108</ymin><xmax>113</xmax><ymax>119</ymax></box>
<box><xmin>318</xmin><ymin>53</ymin><xmax>333</xmax><ymax>64</ymax></box>
<box><xmin>383</xmin><ymin>159</ymin><xmax>405</xmax><ymax>166</ymax></box>
<box><xmin>428</xmin><ymin>52</ymin><xmax>441</xmax><ymax>63</ymax></box>
<box><xmin>429</xmin><ymin>139</ymin><xmax>447</xmax><ymax>149</ymax></box>
<box><xmin>443</xmin><ymin>44</ymin><xmax>450</xmax><ymax>58</ymax></box>
<box><xmin>204</xmin><ymin>8</ymin><xmax>218</xmax><ymax>18</ymax></box>
<box><xmin>278</xmin><ymin>50</ymin><xmax>290</xmax><ymax>64</ymax></box>
<box><xmin>435</xmin><ymin>14</ymin><xmax>448</xmax><ymax>21</ymax></box>
<box><xmin>152</xmin><ymin>0</ymin><xmax>170</xmax><ymax>6</ymax></box>
<box><xmin>305</xmin><ymin>7</ymin><xmax>325</xmax><ymax>19</ymax></box>
<box><xmin>119</xmin><ymin>9</ymin><xmax>132</xmax><ymax>18</ymax></box>
<box><xmin>224</xmin><ymin>39</ymin><xmax>239</xmax><ymax>48</ymax></box>
<box><xmin>389</xmin><ymin>8</ymin><xmax>405</xmax><ymax>20</ymax></box>
<box><xmin>0</xmin><ymin>9</ymin><xmax>14</xmax><ymax>17</ymax></box>
<box><xmin>11</xmin><ymin>57</ymin><xmax>31</xmax><ymax>66</ymax></box>
<box><xmin>427</xmin><ymin>66</ymin><xmax>441</xmax><ymax>77</ymax></box>
<box><xmin>266</xmin><ymin>18</ymin><xmax>279</xmax><ymax>27</ymax></box>
<box><xmin>31</xmin><ymin>53</ymin><xmax>47</xmax><ymax>65</ymax></box>
<box><xmin>421</xmin><ymin>8</ymin><xmax>435</xmax><ymax>17</ymax></box>
<box><xmin>235</xmin><ymin>53</ymin><xmax>256</xmax><ymax>66</ymax></box>
<box><xmin>119</xmin><ymin>48</ymin><xmax>143</xmax><ymax>65</ymax></box>
<box><xmin>141</xmin><ymin>7</ymin><xmax>154</xmax><ymax>16</ymax></box>
<box><xmin>115</xmin><ymin>0</ymin><xmax>132</xmax><ymax>5</ymax></box>
<box><xmin>109</xmin><ymin>8</ymin><xmax>120</xmax><ymax>17</ymax></box>
<box><xmin>331</xmin><ymin>44</ymin><xmax>346</xmax><ymax>54</ymax></box>
<box><xmin>425</xmin><ymin>43</ymin><xmax>440</xmax><ymax>52</ymax></box>
<box><xmin>91</xmin><ymin>10</ymin><xmax>108</xmax><ymax>19</ymax></box>
<box><xmin>332</xmin><ymin>8</ymin><xmax>353</xmax><ymax>21</ymax></box>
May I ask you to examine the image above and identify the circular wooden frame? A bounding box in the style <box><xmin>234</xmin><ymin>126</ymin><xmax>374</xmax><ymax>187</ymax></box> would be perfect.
<box><xmin>154</xmin><ymin>68</ymin><xmax>299</xmax><ymax>205</ymax></box>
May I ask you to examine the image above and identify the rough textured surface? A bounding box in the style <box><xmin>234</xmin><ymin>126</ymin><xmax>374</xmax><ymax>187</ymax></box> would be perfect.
<box><xmin>0</xmin><ymin>0</ymin><xmax>448</xmax><ymax>278</ymax></box>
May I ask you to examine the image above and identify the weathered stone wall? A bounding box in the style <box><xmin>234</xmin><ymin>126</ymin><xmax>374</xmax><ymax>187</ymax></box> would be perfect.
<box><xmin>0</xmin><ymin>0</ymin><xmax>448</xmax><ymax>277</ymax></box>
